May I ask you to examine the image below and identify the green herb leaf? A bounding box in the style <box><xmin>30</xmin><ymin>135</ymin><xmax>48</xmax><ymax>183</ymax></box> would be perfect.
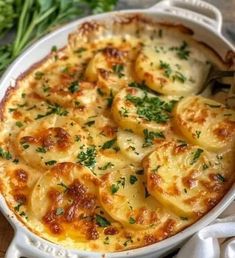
<box><xmin>176</xmin><ymin>41</ymin><xmax>190</xmax><ymax>60</ymax></box>
<box><xmin>74</xmin><ymin>47</ymin><xmax>87</xmax><ymax>54</ymax></box>
<box><xmin>57</xmin><ymin>182</ymin><xmax>68</xmax><ymax>191</ymax></box>
<box><xmin>0</xmin><ymin>147</ymin><xmax>12</xmax><ymax>160</ymax></box>
<box><xmin>129</xmin><ymin>175</ymin><xmax>138</xmax><ymax>185</ymax></box>
<box><xmin>159</xmin><ymin>60</ymin><xmax>172</xmax><ymax>78</ymax></box>
<box><xmin>36</xmin><ymin>147</ymin><xmax>47</xmax><ymax>153</ymax></box>
<box><xmin>111</xmin><ymin>184</ymin><xmax>119</xmax><ymax>194</ymax></box>
<box><xmin>143</xmin><ymin>129</ymin><xmax>165</xmax><ymax>147</ymax></box>
<box><xmin>126</xmin><ymin>92</ymin><xmax>177</xmax><ymax>123</ymax></box>
<box><xmin>96</xmin><ymin>214</ymin><xmax>111</xmax><ymax>227</ymax></box>
<box><xmin>55</xmin><ymin>207</ymin><xmax>64</xmax><ymax>216</ymax></box>
<box><xmin>45</xmin><ymin>160</ymin><xmax>57</xmax><ymax>166</ymax></box>
<box><xmin>68</xmin><ymin>81</ymin><xmax>79</xmax><ymax>93</ymax></box>
<box><xmin>98</xmin><ymin>162</ymin><xmax>113</xmax><ymax>170</ymax></box>
<box><xmin>190</xmin><ymin>148</ymin><xmax>204</xmax><ymax>165</ymax></box>
<box><xmin>112</xmin><ymin>64</ymin><xmax>124</xmax><ymax>78</ymax></box>
<box><xmin>102</xmin><ymin>138</ymin><xmax>116</xmax><ymax>150</ymax></box>
<box><xmin>216</xmin><ymin>173</ymin><xmax>225</xmax><ymax>183</ymax></box>
<box><xmin>85</xmin><ymin>120</ymin><xmax>95</xmax><ymax>127</ymax></box>
<box><xmin>77</xmin><ymin>146</ymin><xmax>96</xmax><ymax>169</ymax></box>
<box><xmin>35</xmin><ymin>103</ymin><xmax>68</xmax><ymax>120</ymax></box>
<box><xmin>129</xmin><ymin>217</ymin><xmax>136</xmax><ymax>224</ymax></box>
<box><xmin>15</xmin><ymin>121</ymin><xmax>23</xmax><ymax>128</ymax></box>
<box><xmin>110</xmin><ymin>177</ymin><xmax>125</xmax><ymax>194</ymax></box>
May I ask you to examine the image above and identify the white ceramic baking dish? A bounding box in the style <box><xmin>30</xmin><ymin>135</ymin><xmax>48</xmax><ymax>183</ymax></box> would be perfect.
<box><xmin>0</xmin><ymin>0</ymin><xmax>234</xmax><ymax>257</ymax></box>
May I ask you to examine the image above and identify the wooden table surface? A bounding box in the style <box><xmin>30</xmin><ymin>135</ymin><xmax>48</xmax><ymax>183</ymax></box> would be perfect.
<box><xmin>0</xmin><ymin>1</ymin><xmax>234</xmax><ymax>257</ymax></box>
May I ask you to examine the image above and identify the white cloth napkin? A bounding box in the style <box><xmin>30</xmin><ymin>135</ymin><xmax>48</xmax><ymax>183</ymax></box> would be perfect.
<box><xmin>176</xmin><ymin>201</ymin><xmax>235</xmax><ymax>258</ymax></box>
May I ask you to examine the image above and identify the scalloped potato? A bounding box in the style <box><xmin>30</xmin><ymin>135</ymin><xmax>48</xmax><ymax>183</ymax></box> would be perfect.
<box><xmin>174</xmin><ymin>96</ymin><xmax>235</xmax><ymax>151</ymax></box>
<box><xmin>0</xmin><ymin>18</ymin><xmax>234</xmax><ymax>253</ymax></box>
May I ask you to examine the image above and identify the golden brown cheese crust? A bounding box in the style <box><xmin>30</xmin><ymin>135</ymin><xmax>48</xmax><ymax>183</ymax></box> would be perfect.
<box><xmin>0</xmin><ymin>15</ymin><xmax>234</xmax><ymax>252</ymax></box>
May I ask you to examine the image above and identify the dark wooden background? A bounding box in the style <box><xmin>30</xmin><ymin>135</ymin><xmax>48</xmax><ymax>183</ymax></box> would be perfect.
<box><xmin>0</xmin><ymin>0</ymin><xmax>234</xmax><ymax>257</ymax></box>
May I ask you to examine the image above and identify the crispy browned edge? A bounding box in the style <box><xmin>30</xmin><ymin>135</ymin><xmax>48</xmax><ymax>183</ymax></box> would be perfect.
<box><xmin>0</xmin><ymin>13</ymin><xmax>234</xmax><ymax>251</ymax></box>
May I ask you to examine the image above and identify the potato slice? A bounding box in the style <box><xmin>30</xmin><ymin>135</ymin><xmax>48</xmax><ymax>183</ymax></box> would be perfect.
<box><xmin>85</xmin><ymin>47</ymin><xmax>132</xmax><ymax>94</ymax></box>
<box><xmin>143</xmin><ymin>140</ymin><xmax>230</xmax><ymax>218</ymax></box>
<box><xmin>99</xmin><ymin>166</ymin><xmax>169</xmax><ymax>230</ymax></box>
<box><xmin>112</xmin><ymin>87</ymin><xmax>176</xmax><ymax>136</ymax></box>
<box><xmin>117</xmin><ymin>129</ymin><xmax>156</xmax><ymax>163</ymax></box>
<box><xmin>30</xmin><ymin>162</ymin><xmax>99</xmax><ymax>220</ymax></box>
<box><xmin>15</xmin><ymin>115</ymin><xmax>88</xmax><ymax>169</ymax></box>
<box><xmin>135</xmin><ymin>44</ymin><xmax>210</xmax><ymax>95</ymax></box>
<box><xmin>174</xmin><ymin>96</ymin><xmax>235</xmax><ymax>151</ymax></box>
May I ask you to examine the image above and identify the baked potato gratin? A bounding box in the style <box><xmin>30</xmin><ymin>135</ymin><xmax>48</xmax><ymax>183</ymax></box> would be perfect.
<box><xmin>0</xmin><ymin>16</ymin><xmax>235</xmax><ymax>252</ymax></box>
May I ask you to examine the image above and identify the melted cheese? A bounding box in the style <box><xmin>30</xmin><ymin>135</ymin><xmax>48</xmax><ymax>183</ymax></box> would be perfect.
<box><xmin>0</xmin><ymin>17</ymin><xmax>234</xmax><ymax>253</ymax></box>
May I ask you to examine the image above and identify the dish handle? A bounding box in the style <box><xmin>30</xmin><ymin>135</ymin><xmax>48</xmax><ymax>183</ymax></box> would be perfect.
<box><xmin>5</xmin><ymin>229</ymin><xmax>52</xmax><ymax>258</ymax></box>
<box><xmin>5</xmin><ymin>230</ymin><xmax>35</xmax><ymax>258</ymax></box>
<box><xmin>149</xmin><ymin>0</ymin><xmax>222</xmax><ymax>34</ymax></box>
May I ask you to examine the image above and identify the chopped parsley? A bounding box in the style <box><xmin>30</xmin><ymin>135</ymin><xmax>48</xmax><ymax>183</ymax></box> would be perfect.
<box><xmin>194</xmin><ymin>130</ymin><xmax>201</xmax><ymax>139</ymax></box>
<box><xmin>129</xmin><ymin>217</ymin><xmax>136</xmax><ymax>224</ymax></box>
<box><xmin>45</xmin><ymin>160</ymin><xmax>57</xmax><ymax>166</ymax></box>
<box><xmin>98</xmin><ymin>162</ymin><xmax>114</xmax><ymax>170</ymax></box>
<box><xmin>95</xmin><ymin>214</ymin><xmax>111</xmax><ymax>227</ymax></box>
<box><xmin>101</xmin><ymin>138</ymin><xmax>116</xmax><ymax>150</ymax></box>
<box><xmin>51</xmin><ymin>45</ymin><xmax>57</xmax><ymax>52</ymax></box>
<box><xmin>206</xmin><ymin>104</ymin><xmax>221</xmax><ymax>108</ymax></box>
<box><xmin>123</xmin><ymin>237</ymin><xmax>133</xmax><ymax>247</ymax></box>
<box><xmin>175</xmin><ymin>41</ymin><xmax>190</xmax><ymax>60</ymax></box>
<box><xmin>15</xmin><ymin>121</ymin><xmax>23</xmax><ymax>128</ymax></box>
<box><xmin>202</xmin><ymin>163</ymin><xmax>209</xmax><ymax>170</ymax></box>
<box><xmin>14</xmin><ymin>203</ymin><xmax>23</xmax><ymax>212</ymax></box>
<box><xmin>143</xmin><ymin>129</ymin><xmax>165</xmax><ymax>147</ymax></box>
<box><xmin>128</xmin><ymin>81</ymin><xmax>153</xmax><ymax>93</ymax></box>
<box><xmin>35</xmin><ymin>103</ymin><xmax>68</xmax><ymax>120</ymax></box>
<box><xmin>172</xmin><ymin>71</ymin><xmax>187</xmax><ymax>83</ymax></box>
<box><xmin>68</xmin><ymin>81</ymin><xmax>79</xmax><ymax>93</ymax></box>
<box><xmin>112</xmin><ymin>64</ymin><xmax>124</xmax><ymax>78</ymax></box>
<box><xmin>152</xmin><ymin>165</ymin><xmax>161</xmax><ymax>173</ymax></box>
<box><xmin>22</xmin><ymin>144</ymin><xmax>29</xmax><ymax>149</ymax></box>
<box><xmin>0</xmin><ymin>147</ymin><xmax>12</xmax><ymax>160</ymax></box>
<box><xmin>85</xmin><ymin>120</ymin><xmax>95</xmax><ymax>127</ymax></box>
<box><xmin>159</xmin><ymin>60</ymin><xmax>187</xmax><ymax>82</ymax></box>
<box><xmin>75</xmin><ymin>135</ymin><xmax>81</xmax><ymax>142</ymax></box>
<box><xmin>107</xmin><ymin>91</ymin><xmax>114</xmax><ymax>107</ymax></box>
<box><xmin>119</xmin><ymin>107</ymin><xmax>129</xmax><ymax>117</ymax></box>
<box><xmin>55</xmin><ymin>207</ymin><xmax>64</xmax><ymax>216</ymax></box>
<box><xmin>36</xmin><ymin>147</ymin><xmax>47</xmax><ymax>153</ymax></box>
<box><xmin>74</xmin><ymin>47</ymin><xmax>87</xmax><ymax>54</ymax></box>
<box><xmin>34</xmin><ymin>71</ymin><xmax>44</xmax><ymax>80</ymax></box>
<box><xmin>57</xmin><ymin>182</ymin><xmax>68</xmax><ymax>191</ymax></box>
<box><xmin>190</xmin><ymin>148</ymin><xmax>204</xmax><ymax>165</ymax></box>
<box><xmin>159</xmin><ymin>60</ymin><xmax>172</xmax><ymax>78</ymax></box>
<box><xmin>42</xmin><ymin>84</ymin><xmax>51</xmax><ymax>92</ymax></box>
<box><xmin>177</xmin><ymin>139</ymin><xmax>188</xmax><ymax>148</ymax></box>
<box><xmin>77</xmin><ymin>146</ymin><xmax>96</xmax><ymax>169</ymax></box>
<box><xmin>103</xmin><ymin>236</ymin><xmax>110</xmax><ymax>245</ymax></box>
<box><xmin>126</xmin><ymin>92</ymin><xmax>177</xmax><ymax>123</ymax></box>
<box><xmin>111</xmin><ymin>177</ymin><xmax>125</xmax><ymax>194</ymax></box>
<box><xmin>216</xmin><ymin>173</ymin><xmax>225</xmax><ymax>183</ymax></box>
<box><xmin>180</xmin><ymin>216</ymin><xmax>188</xmax><ymax>221</ymax></box>
<box><xmin>129</xmin><ymin>175</ymin><xmax>138</xmax><ymax>185</ymax></box>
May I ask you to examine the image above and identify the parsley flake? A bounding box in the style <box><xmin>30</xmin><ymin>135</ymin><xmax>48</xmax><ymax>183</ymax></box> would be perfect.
<box><xmin>190</xmin><ymin>148</ymin><xmax>204</xmax><ymax>165</ymax></box>
<box><xmin>96</xmin><ymin>214</ymin><xmax>110</xmax><ymax>227</ymax></box>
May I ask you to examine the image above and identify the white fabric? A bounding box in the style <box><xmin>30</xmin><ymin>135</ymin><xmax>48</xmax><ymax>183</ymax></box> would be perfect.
<box><xmin>176</xmin><ymin>201</ymin><xmax>235</xmax><ymax>258</ymax></box>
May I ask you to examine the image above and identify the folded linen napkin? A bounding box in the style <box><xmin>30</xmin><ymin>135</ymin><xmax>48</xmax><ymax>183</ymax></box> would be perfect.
<box><xmin>176</xmin><ymin>201</ymin><xmax>235</xmax><ymax>258</ymax></box>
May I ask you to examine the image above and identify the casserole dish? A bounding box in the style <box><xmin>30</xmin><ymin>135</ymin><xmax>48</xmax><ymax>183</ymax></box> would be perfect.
<box><xmin>0</xmin><ymin>0</ymin><xmax>234</xmax><ymax>257</ymax></box>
